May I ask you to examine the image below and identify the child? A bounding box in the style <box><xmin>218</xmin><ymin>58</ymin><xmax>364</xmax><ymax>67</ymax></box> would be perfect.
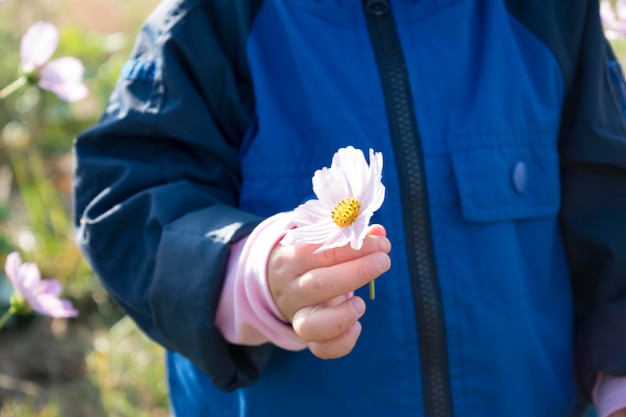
<box><xmin>73</xmin><ymin>0</ymin><xmax>626</xmax><ymax>416</ymax></box>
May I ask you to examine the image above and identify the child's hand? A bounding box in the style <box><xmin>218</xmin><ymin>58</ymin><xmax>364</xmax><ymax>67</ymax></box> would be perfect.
<box><xmin>267</xmin><ymin>225</ymin><xmax>391</xmax><ymax>359</ymax></box>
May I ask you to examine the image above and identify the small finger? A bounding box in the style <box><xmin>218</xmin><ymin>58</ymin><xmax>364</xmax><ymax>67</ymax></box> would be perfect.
<box><xmin>292</xmin><ymin>296</ymin><xmax>366</xmax><ymax>342</ymax></box>
<box><xmin>288</xmin><ymin>251</ymin><xmax>390</xmax><ymax>311</ymax></box>
<box><xmin>308</xmin><ymin>321</ymin><xmax>363</xmax><ymax>360</ymax></box>
<box><xmin>273</xmin><ymin>233</ymin><xmax>391</xmax><ymax>277</ymax></box>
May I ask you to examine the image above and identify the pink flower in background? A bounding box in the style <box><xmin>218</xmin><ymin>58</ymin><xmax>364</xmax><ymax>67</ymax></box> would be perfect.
<box><xmin>601</xmin><ymin>0</ymin><xmax>626</xmax><ymax>40</ymax></box>
<box><xmin>20</xmin><ymin>21</ymin><xmax>88</xmax><ymax>102</ymax></box>
<box><xmin>4</xmin><ymin>252</ymin><xmax>78</xmax><ymax>318</ymax></box>
<box><xmin>281</xmin><ymin>146</ymin><xmax>385</xmax><ymax>253</ymax></box>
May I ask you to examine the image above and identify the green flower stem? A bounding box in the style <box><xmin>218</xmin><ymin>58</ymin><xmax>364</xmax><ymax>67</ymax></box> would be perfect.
<box><xmin>0</xmin><ymin>76</ymin><xmax>27</xmax><ymax>100</ymax></box>
<box><xmin>0</xmin><ymin>309</ymin><xmax>13</xmax><ymax>330</ymax></box>
<box><xmin>369</xmin><ymin>280</ymin><xmax>375</xmax><ymax>300</ymax></box>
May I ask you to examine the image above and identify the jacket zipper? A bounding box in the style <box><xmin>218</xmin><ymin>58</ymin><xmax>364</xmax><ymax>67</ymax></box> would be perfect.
<box><xmin>363</xmin><ymin>1</ymin><xmax>454</xmax><ymax>416</ymax></box>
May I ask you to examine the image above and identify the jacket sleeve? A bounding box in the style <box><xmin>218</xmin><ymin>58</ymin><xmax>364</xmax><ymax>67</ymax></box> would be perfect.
<box><xmin>559</xmin><ymin>0</ymin><xmax>626</xmax><ymax>397</ymax></box>
<box><xmin>72</xmin><ymin>0</ymin><xmax>272</xmax><ymax>391</ymax></box>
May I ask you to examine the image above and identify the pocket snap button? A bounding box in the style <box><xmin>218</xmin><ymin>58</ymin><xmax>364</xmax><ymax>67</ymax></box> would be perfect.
<box><xmin>511</xmin><ymin>161</ymin><xmax>527</xmax><ymax>195</ymax></box>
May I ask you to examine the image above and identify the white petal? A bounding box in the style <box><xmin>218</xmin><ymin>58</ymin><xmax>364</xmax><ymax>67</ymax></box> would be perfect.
<box><xmin>334</xmin><ymin>146</ymin><xmax>369</xmax><ymax>196</ymax></box>
<box><xmin>370</xmin><ymin>149</ymin><xmax>384</xmax><ymax>178</ymax></box>
<box><xmin>38</xmin><ymin>279</ymin><xmax>62</xmax><ymax>297</ymax></box>
<box><xmin>31</xmin><ymin>294</ymin><xmax>78</xmax><ymax>318</ymax></box>
<box><xmin>39</xmin><ymin>57</ymin><xmax>88</xmax><ymax>102</ymax></box>
<box><xmin>284</xmin><ymin>219</ymin><xmax>339</xmax><ymax>244</ymax></box>
<box><xmin>348</xmin><ymin>213</ymin><xmax>372</xmax><ymax>250</ymax></box>
<box><xmin>313</xmin><ymin>228</ymin><xmax>353</xmax><ymax>253</ymax></box>
<box><xmin>606</xmin><ymin>29</ymin><xmax>623</xmax><ymax>40</ymax></box>
<box><xmin>332</xmin><ymin>146</ymin><xmax>363</xmax><ymax>172</ymax></box>
<box><xmin>601</xmin><ymin>0</ymin><xmax>617</xmax><ymax>24</ymax></box>
<box><xmin>329</xmin><ymin>148</ymin><xmax>354</xmax><ymax>196</ymax></box>
<box><xmin>292</xmin><ymin>199</ymin><xmax>331</xmax><ymax>225</ymax></box>
<box><xmin>312</xmin><ymin>167</ymin><xmax>349</xmax><ymax>206</ymax></box>
<box><xmin>618</xmin><ymin>0</ymin><xmax>626</xmax><ymax>20</ymax></box>
<box><xmin>44</xmin><ymin>80</ymin><xmax>88</xmax><ymax>102</ymax></box>
<box><xmin>358</xmin><ymin>149</ymin><xmax>384</xmax><ymax>208</ymax></box>
<box><xmin>4</xmin><ymin>252</ymin><xmax>22</xmax><ymax>285</ymax></box>
<box><xmin>42</xmin><ymin>57</ymin><xmax>84</xmax><ymax>82</ymax></box>
<box><xmin>20</xmin><ymin>21</ymin><xmax>59</xmax><ymax>67</ymax></box>
<box><xmin>601</xmin><ymin>0</ymin><xmax>626</xmax><ymax>38</ymax></box>
<box><xmin>359</xmin><ymin>176</ymin><xmax>375</xmax><ymax>208</ymax></box>
<box><xmin>18</xmin><ymin>262</ymin><xmax>42</xmax><ymax>291</ymax></box>
<box><xmin>367</xmin><ymin>182</ymin><xmax>386</xmax><ymax>213</ymax></box>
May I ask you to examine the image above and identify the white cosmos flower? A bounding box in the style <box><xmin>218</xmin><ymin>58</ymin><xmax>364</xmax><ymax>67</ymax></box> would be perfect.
<box><xmin>281</xmin><ymin>146</ymin><xmax>385</xmax><ymax>253</ymax></box>
<box><xmin>600</xmin><ymin>0</ymin><xmax>626</xmax><ymax>40</ymax></box>
<box><xmin>19</xmin><ymin>22</ymin><xmax>88</xmax><ymax>102</ymax></box>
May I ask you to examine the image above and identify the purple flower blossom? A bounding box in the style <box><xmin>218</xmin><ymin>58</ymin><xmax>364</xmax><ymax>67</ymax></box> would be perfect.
<box><xmin>600</xmin><ymin>0</ymin><xmax>626</xmax><ymax>40</ymax></box>
<box><xmin>20</xmin><ymin>21</ymin><xmax>88</xmax><ymax>102</ymax></box>
<box><xmin>4</xmin><ymin>252</ymin><xmax>78</xmax><ymax>318</ymax></box>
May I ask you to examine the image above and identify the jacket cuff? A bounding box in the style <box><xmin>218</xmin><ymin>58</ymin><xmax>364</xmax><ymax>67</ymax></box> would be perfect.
<box><xmin>215</xmin><ymin>212</ymin><xmax>307</xmax><ymax>351</ymax></box>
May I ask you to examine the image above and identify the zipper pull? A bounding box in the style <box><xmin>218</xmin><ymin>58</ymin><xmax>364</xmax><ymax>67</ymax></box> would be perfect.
<box><xmin>364</xmin><ymin>0</ymin><xmax>390</xmax><ymax>16</ymax></box>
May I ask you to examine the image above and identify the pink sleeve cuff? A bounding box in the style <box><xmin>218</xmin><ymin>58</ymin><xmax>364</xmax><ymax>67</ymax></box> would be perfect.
<box><xmin>215</xmin><ymin>212</ymin><xmax>306</xmax><ymax>351</ymax></box>
<box><xmin>594</xmin><ymin>372</ymin><xmax>626</xmax><ymax>417</ymax></box>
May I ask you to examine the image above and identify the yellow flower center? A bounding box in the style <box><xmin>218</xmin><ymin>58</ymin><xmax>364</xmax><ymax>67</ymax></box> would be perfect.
<box><xmin>331</xmin><ymin>198</ymin><xmax>361</xmax><ymax>228</ymax></box>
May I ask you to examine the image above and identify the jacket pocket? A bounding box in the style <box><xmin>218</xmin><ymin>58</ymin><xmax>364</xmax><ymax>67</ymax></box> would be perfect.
<box><xmin>447</xmin><ymin>143</ymin><xmax>568</xmax><ymax>310</ymax></box>
<box><xmin>450</xmin><ymin>144</ymin><xmax>560</xmax><ymax>223</ymax></box>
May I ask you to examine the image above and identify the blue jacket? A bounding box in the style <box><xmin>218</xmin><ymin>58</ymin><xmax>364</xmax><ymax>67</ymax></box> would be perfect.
<box><xmin>73</xmin><ymin>1</ymin><xmax>626</xmax><ymax>416</ymax></box>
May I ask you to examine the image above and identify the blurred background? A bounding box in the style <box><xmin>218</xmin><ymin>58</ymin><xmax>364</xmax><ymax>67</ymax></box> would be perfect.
<box><xmin>1</xmin><ymin>1</ymin><xmax>626</xmax><ymax>416</ymax></box>
<box><xmin>0</xmin><ymin>0</ymin><xmax>167</xmax><ymax>416</ymax></box>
